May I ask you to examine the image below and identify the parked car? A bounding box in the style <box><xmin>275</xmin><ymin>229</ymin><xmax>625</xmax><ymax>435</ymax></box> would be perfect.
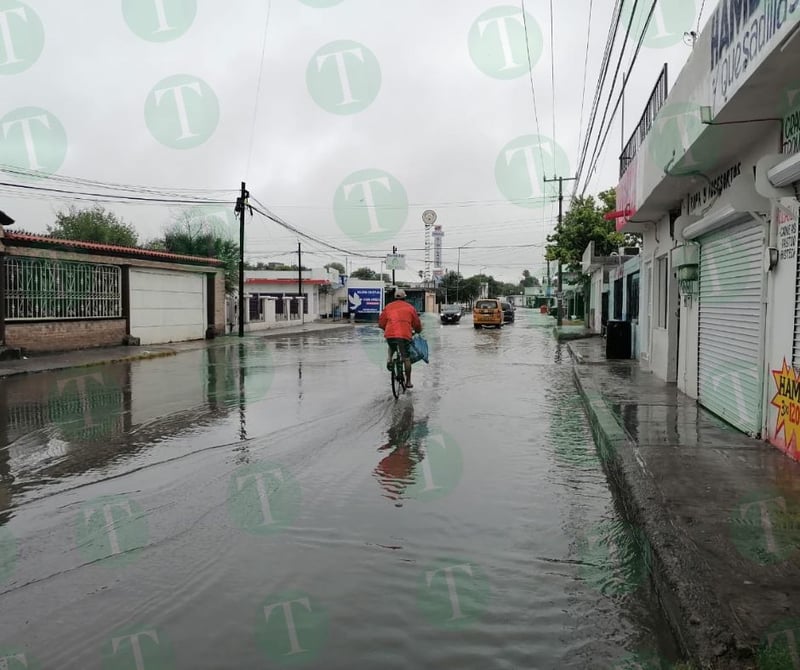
<box><xmin>440</xmin><ymin>304</ymin><xmax>463</xmax><ymax>324</ymax></box>
<box><xmin>500</xmin><ymin>301</ymin><xmax>515</xmax><ymax>323</ymax></box>
<box><xmin>472</xmin><ymin>298</ymin><xmax>503</xmax><ymax>328</ymax></box>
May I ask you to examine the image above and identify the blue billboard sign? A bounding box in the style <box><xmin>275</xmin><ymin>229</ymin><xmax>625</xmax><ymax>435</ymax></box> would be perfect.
<box><xmin>348</xmin><ymin>287</ymin><xmax>383</xmax><ymax>314</ymax></box>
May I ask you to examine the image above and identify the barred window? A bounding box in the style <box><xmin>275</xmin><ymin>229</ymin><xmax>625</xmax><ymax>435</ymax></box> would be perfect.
<box><xmin>5</xmin><ymin>257</ymin><xmax>122</xmax><ymax>320</ymax></box>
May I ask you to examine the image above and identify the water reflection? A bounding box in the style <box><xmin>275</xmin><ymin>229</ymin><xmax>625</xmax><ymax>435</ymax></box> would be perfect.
<box><xmin>373</xmin><ymin>400</ymin><xmax>429</xmax><ymax>507</ymax></box>
<box><xmin>0</xmin><ymin>341</ymin><xmax>282</xmax><ymax>519</ymax></box>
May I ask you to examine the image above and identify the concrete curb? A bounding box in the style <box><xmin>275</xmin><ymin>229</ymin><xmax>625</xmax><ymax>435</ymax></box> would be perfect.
<box><xmin>0</xmin><ymin>323</ymin><xmax>355</xmax><ymax>379</ymax></box>
<box><xmin>566</xmin><ymin>343</ymin><xmax>754</xmax><ymax>669</ymax></box>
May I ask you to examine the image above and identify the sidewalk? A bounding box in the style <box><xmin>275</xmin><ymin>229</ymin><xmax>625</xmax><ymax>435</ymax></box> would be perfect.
<box><xmin>0</xmin><ymin>322</ymin><xmax>354</xmax><ymax>379</ymax></box>
<box><xmin>568</xmin><ymin>337</ymin><xmax>800</xmax><ymax>669</ymax></box>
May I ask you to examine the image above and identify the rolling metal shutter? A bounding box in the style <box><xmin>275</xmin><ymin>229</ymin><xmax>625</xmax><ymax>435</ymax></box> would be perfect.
<box><xmin>698</xmin><ymin>219</ymin><xmax>765</xmax><ymax>435</ymax></box>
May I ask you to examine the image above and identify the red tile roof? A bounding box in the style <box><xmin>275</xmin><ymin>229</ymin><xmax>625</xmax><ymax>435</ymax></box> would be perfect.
<box><xmin>3</xmin><ymin>231</ymin><xmax>224</xmax><ymax>265</ymax></box>
<box><xmin>245</xmin><ymin>278</ymin><xmax>329</xmax><ymax>285</ymax></box>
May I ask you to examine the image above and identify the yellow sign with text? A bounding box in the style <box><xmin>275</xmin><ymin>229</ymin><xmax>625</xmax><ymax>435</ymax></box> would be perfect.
<box><xmin>771</xmin><ymin>359</ymin><xmax>800</xmax><ymax>455</ymax></box>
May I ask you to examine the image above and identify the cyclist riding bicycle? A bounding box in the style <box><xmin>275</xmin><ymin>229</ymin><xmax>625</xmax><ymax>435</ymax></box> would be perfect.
<box><xmin>378</xmin><ymin>288</ymin><xmax>423</xmax><ymax>389</ymax></box>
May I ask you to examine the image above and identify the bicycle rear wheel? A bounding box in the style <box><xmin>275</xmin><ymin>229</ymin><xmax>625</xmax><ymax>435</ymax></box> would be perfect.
<box><xmin>391</xmin><ymin>355</ymin><xmax>405</xmax><ymax>398</ymax></box>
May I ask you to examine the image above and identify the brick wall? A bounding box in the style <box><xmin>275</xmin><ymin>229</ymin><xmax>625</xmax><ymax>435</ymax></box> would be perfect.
<box><xmin>6</xmin><ymin>320</ymin><xmax>126</xmax><ymax>353</ymax></box>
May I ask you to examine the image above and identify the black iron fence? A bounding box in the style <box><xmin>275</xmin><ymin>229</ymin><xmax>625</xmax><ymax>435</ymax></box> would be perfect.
<box><xmin>619</xmin><ymin>63</ymin><xmax>669</xmax><ymax>178</ymax></box>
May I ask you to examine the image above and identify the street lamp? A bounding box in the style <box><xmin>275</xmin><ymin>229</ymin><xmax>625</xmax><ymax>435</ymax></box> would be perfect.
<box><xmin>456</xmin><ymin>240</ymin><xmax>476</xmax><ymax>302</ymax></box>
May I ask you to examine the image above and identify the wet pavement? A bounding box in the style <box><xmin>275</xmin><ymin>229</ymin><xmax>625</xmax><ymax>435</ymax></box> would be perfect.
<box><xmin>0</xmin><ymin>312</ymin><xmax>684</xmax><ymax>669</ymax></box>
<box><xmin>569</xmin><ymin>337</ymin><xmax>800</xmax><ymax>669</ymax></box>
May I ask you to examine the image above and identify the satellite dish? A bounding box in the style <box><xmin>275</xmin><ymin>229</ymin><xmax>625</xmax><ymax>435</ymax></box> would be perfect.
<box><xmin>422</xmin><ymin>210</ymin><xmax>437</xmax><ymax>226</ymax></box>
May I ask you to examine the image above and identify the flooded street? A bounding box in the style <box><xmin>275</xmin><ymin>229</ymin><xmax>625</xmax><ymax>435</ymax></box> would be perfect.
<box><xmin>0</xmin><ymin>311</ymin><xmax>680</xmax><ymax>669</ymax></box>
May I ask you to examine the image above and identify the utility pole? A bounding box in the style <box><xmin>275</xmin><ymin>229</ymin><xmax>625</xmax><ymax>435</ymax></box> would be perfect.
<box><xmin>392</xmin><ymin>245</ymin><xmax>397</xmax><ymax>286</ymax></box>
<box><xmin>235</xmin><ymin>182</ymin><xmax>249</xmax><ymax>338</ymax></box>
<box><xmin>543</xmin><ymin>175</ymin><xmax>576</xmax><ymax>327</ymax></box>
<box><xmin>298</xmin><ymin>241</ymin><xmax>303</xmax><ymax>325</ymax></box>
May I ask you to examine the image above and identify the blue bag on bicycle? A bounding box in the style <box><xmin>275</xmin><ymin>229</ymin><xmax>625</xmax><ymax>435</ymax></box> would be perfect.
<box><xmin>408</xmin><ymin>334</ymin><xmax>429</xmax><ymax>364</ymax></box>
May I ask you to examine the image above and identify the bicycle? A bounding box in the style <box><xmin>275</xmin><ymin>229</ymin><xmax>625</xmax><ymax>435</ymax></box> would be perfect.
<box><xmin>389</xmin><ymin>348</ymin><xmax>407</xmax><ymax>399</ymax></box>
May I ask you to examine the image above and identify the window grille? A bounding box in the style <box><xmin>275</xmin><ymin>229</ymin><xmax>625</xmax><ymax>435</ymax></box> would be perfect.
<box><xmin>5</xmin><ymin>257</ymin><xmax>122</xmax><ymax>320</ymax></box>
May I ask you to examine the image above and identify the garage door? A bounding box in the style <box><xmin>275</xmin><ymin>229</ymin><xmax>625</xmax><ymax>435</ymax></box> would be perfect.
<box><xmin>697</xmin><ymin>219</ymin><xmax>765</xmax><ymax>436</ymax></box>
<box><xmin>130</xmin><ymin>269</ymin><xmax>206</xmax><ymax>345</ymax></box>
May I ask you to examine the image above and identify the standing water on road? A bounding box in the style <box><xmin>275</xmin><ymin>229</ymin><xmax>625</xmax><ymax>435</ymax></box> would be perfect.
<box><xmin>0</xmin><ymin>312</ymin><xmax>681</xmax><ymax>668</ymax></box>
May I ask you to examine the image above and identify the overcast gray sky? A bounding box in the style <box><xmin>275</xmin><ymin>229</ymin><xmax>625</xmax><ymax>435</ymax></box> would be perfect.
<box><xmin>0</xmin><ymin>0</ymin><xmax>708</xmax><ymax>283</ymax></box>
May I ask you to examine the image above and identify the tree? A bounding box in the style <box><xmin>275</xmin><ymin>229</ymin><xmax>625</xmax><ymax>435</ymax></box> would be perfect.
<box><xmin>520</xmin><ymin>269</ymin><xmax>540</xmax><ymax>289</ymax></box>
<box><xmin>545</xmin><ymin>188</ymin><xmax>636</xmax><ymax>273</ymax></box>
<box><xmin>158</xmin><ymin>211</ymin><xmax>240</xmax><ymax>294</ymax></box>
<box><xmin>325</xmin><ymin>262</ymin><xmax>346</xmax><ymax>275</ymax></box>
<box><xmin>350</xmin><ymin>267</ymin><xmax>379</xmax><ymax>280</ymax></box>
<box><xmin>49</xmin><ymin>206</ymin><xmax>139</xmax><ymax>247</ymax></box>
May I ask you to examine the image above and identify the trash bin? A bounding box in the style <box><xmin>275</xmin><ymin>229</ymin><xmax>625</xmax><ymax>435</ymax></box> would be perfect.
<box><xmin>540</xmin><ymin>305</ymin><xmax>548</xmax><ymax>314</ymax></box>
<box><xmin>606</xmin><ymin>320</ymin><xmax>632</xmax><ymax>359</ymax></box>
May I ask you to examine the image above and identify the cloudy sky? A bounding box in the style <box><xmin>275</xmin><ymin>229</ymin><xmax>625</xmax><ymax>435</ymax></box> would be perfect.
<box><xmin>0</xmin><ymin>0</ymin><xmax>708</xmax><ymax>283</ymax></box>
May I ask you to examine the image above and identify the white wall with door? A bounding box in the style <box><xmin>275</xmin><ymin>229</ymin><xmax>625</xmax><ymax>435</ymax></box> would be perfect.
<box><xmin>129</xmin><ymin>268</ymin><xmax>207</xmax><ymax>345</ymax></box>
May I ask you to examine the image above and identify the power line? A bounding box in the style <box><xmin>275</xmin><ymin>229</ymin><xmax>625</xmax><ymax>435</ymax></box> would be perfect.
<box><xmin>245</xmin><ymin>0</ymin><xmax>273</xmax><ymax>179</ymax></box>
<box><xmin>582</xmin><ymin>0</ymin><xmax>660</xmax><ymax>196</ymax></box>
<box><xmin>0</xmin><ymin>180</ymin><xmax>231</xmax><ymax>205</ymax></box>
<box><xmin>580</xmin><ymin>0</ymin><xmax>643</xmax><ymax>195</ymax></box>
<box><xmin>549</xmin><ymin>0</ymin><xmax>557</xmax><ymax>175</ymax></box>
<box><xmin>572</xmin><ymin>0</ymin><xmax>625</xmax><ymax>198</ymax></box>
<box><xmin>521</xmin><ymin>0</ymin><xmax>544</xmax><ymax>171</ymax></box>
<box><xmin>576</xmin><ymin>0</ymin><xmax>595</xmax><ymax>156</ymax></box>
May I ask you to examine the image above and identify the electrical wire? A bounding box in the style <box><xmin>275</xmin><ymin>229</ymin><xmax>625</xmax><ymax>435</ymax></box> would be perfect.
<box><xmin>573</xmin><ymin>0</ymin><xmax>625</xmax><ymax>198</ymax></box>
<box><xmin>245</xmin><ymin>0</ymin><xmax>272</xmax><ymax>180</ymax></box>
<box><xmin>576</xmin><ymin>0</ymin><xmax>595</xmax><ymax>155</ymax></box>
<box><xmin>521</xmin><ymin>0</ymin><xmax>544</xmax><ymax>170</ymax></box>
<box><xmin>0</xmin><ymin>180</ymin><xmax>231</xmax><ymax>205</ymax></box>
<box><xmin>580</xmin><ymin>0</ymin><xmax>642</xmax><ymax>195</ymax></box>
<box><xmin>582</xmin><ymin>0</ymin><xmax>659</xmax><ymax>195</ymax></box>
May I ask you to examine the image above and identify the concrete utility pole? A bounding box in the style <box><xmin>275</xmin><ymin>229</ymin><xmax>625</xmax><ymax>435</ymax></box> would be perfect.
<box><xmin>298</xmin><ymin>242</ymin><xmax>303</xmax><ymax>325</ymax></box>
<box><xmin>543</xmin><ymin>175</ymin><xmax>576</xmax><ymax>327</ymax></box>
<box><xmin>236</xmin><ymin>182</ymin><xmax>249</xmax><ymax>338</ymax></box>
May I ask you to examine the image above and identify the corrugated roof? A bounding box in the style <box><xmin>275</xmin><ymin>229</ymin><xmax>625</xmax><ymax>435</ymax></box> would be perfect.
<box><xmin>3</xmin><ymin>231</ymin><xmax>224</xmax><ymax>265</ymax></box>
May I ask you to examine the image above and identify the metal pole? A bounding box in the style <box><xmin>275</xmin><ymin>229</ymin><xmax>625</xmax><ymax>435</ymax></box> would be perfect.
<box><xmin>298</xmin><ymin>241</ymin><xmax>303</xmax><ymax>324</ymax></box>
<box><xmin>392</xmin><ymin>245</ymin><xmax>397</xmax><ymax>286</ymax></box>
<box><xmin>543</xmin><ymin>175</ymin><xmax>576</xmax><ymax>327</ymax></box>
<box><xmin>238</xmin><ymin>181</ymin><xmax>247</xmax><ymax>338</ymax></box>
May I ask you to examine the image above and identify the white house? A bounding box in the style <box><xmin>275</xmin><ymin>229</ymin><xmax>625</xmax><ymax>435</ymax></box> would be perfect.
<box><xmin>614</xmin><ymin>0</ymin><xmax>800</xmax><ymax>458</ymax></box>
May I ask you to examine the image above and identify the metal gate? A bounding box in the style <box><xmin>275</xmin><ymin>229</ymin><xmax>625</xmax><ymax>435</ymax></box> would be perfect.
<box><xmin>698</xmin><ymin>219</ymin><xmax>765</xmax><ymax>435</ymax></box>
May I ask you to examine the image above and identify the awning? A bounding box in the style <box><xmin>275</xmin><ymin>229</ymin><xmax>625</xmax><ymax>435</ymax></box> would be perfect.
<box><xmin>681</xmin><ymin>173</ymin><xmax>768</xmax><ymax>241</ymax></box>
<box><xmin>756</xmin><ymin>152</ymin><xmax>800</xmax><ymax>199</ymax></box>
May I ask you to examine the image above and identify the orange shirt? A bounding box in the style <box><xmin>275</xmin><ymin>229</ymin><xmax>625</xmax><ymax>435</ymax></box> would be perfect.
<box><xmin>379</xmin><ymin>300</ymin><xmax>422</xmax><ymax>340</ymax></box>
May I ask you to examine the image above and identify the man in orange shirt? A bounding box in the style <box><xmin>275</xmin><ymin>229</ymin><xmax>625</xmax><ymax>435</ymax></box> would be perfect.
<box><xmin>378</xmin><ymin>288</ymin><xmax>423</xmax><ymax>388</ymax></box>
